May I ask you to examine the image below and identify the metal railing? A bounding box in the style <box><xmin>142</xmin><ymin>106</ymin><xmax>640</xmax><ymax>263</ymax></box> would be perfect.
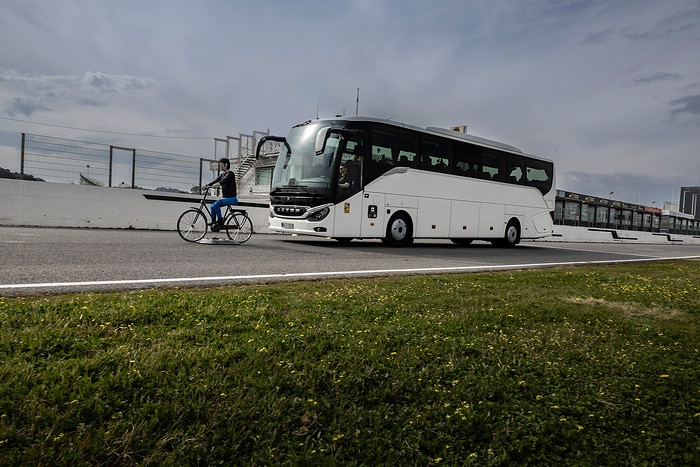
<box><xmin>19</xmin><ymin>132</ymin><xmax>281</xmax><ymax>195</ymax></box>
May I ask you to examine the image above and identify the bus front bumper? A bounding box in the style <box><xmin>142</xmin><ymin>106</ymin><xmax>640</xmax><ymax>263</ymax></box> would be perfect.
<box><xmin>269</xmin><ymin>216</ymin><xmax>332</xmax><ymax>237</ymax></box>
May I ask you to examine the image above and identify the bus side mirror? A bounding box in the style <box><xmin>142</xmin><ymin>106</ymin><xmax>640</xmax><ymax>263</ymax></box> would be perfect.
<box><xmin>315</xmin><ymin>127</ymin><xmax>331</xmax><ymax>155</ymax></box>
<box><xmin>256</xmin><ymin>135</ymin><xmax>287</xmax><ymax>159</ymax></box>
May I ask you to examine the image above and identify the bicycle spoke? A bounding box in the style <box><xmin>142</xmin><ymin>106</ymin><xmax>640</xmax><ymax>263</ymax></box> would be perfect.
<box><xmin>226</xmin><ymin>213</ymin><xmax>253</xmax><ymax>243</ymax></box>
<box><xmin>177</xmin><ymin>209</ymin><xmax>207</xmax><ymax>242</ymax></box>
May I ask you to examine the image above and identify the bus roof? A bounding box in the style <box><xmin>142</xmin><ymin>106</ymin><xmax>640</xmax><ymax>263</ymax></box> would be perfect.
<box><xmin>424</xmin><ymin>126</ymin><xmax>523</xmax><ymax>154</ymax></box>
<box><xmin>310</xmin><ymin>116</ymin><xmax>551</xmax><ymax>162</ymax></box>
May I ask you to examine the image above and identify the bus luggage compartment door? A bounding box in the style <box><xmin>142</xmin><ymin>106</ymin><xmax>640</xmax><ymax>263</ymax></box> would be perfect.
<box><xmin>478</xmin><ymin>203</ymin><xmax>506</xmax><ymax>238</ymax></box>
<box><xmin>416</xmin><ymin>198</ymin><xmax>451</xmax><ymax>237</ymax></box>
<box><xmin>450</xmin><ymin>200</ymin><xmax>480</xmax><ymax>238</ymax></box>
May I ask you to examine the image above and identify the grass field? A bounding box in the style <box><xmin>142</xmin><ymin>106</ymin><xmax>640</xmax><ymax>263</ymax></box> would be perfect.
<box><xmin>1</xmin><ymin>260</ymin><xmax>699</xmax><ymax>465</ymax></box>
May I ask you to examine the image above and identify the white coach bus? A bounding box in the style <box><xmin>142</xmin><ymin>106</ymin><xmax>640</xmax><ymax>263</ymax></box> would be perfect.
<box><xmin>256</xmin><ymin>117</ymin><xmax>555</xmax><ymax>246</ymax></box>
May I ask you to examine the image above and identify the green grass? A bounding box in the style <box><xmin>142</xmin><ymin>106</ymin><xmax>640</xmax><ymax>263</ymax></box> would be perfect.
<box><xmin>1</xmin><ymin>261</ymin><xmax>699</xmax><ymax>465</ymax></box>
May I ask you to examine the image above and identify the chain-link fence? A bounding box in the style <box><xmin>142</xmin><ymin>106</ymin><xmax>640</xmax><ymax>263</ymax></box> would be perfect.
<box><xmin>20</xmin><ymin>133</ymin><xmax>237</xmax><ymax>193</ymax></box>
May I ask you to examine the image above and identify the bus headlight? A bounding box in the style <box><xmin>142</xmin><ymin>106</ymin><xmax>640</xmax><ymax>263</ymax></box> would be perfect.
<box><xmin>307</xmin><ymin>206</ymin><xmax>330</xmax><ymax>221</ymax></box>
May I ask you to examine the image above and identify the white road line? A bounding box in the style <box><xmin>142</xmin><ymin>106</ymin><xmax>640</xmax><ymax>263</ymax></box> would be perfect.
<box><xmin>1</xmin><ymin>255</ymin><xmax>699</xmax><ymax>291</ymax></box>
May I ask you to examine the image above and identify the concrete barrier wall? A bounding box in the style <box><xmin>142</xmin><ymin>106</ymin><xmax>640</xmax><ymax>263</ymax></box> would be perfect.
<box><xmin>0</xmin><ymin>179</ymin><xmax>272</xmax><ymax>232</ymax></box>
<box><xmin>2</xmin><ymin>178</ymin><xmax>699</xmax><ymax>244</ymax></box>
<box><xmin>540</xmin><ymin>225</ymin><xmax>700</xmax><ymax>245</ymax></box>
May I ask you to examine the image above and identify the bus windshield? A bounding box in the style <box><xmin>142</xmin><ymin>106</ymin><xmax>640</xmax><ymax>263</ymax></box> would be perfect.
<box><xmin>271</xmin><ymin>120</ymin><xmax>358</xmax><ymax>206</ymax></box>
<box><xmin>272</xmin><ymin>122</ymin><xmax>335</xmax><ymax>190</ymax></box>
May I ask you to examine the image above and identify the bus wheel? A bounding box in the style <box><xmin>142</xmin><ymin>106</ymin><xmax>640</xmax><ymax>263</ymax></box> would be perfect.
<box><xmin>385</xmin><ymin>212</ymin><xmax>413</xmax><ymax>246</ymax></box>
<box><xmin>500</xmin><ymin>220</ymin><xmax>521</xmax><ymax>248</ymax></box>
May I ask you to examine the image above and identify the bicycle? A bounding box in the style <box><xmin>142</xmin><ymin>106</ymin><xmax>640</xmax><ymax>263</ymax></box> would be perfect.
<box><xmin>177</xmin><ymin>187</ymin><xmax>253</xmax><ymax>243</ymax></box>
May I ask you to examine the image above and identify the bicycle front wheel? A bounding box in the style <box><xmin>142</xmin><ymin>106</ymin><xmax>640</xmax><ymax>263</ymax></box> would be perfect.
<box><xmin>177</xmin><ymin>208</ymin><xmax>208</xmax><ymax>242</ymax></box>
<box><xmin>226</xmin><ymin>213</ymin><xmax>253</xmax><ymax>243</ymax></box>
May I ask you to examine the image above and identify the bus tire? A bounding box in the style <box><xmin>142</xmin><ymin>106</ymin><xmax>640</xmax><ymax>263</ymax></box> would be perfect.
<box><xmin>385</xmin><ymin>212</ymin><xmax>413</xmax><ymax>246</ymax></box>
<box><xmin>498</xmin><ymin>219</ymin><xmax>521</xmax><ymax>248</ymax></box>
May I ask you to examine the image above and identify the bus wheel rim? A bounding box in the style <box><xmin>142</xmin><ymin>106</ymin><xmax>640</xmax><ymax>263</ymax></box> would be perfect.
<box><xmin>506</xmin><ymin>225</ymin><xmax>518</xmax><ymax>243</ymax></box>
<box><xmin>391</xmin><ymin>219</ymin><xmax>407</xmax><ymax>241</ymax></box>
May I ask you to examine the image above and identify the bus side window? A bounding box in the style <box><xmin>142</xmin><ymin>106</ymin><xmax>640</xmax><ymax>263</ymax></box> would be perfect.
<box><xmin>373</xmin><ymin>146</ymin><xmax>392</xmax><ymax>163</ymax></box>
<box><xmin>507</xmin><ymin>154</ymin><xmax>525</xmax><ymax>184</ymax></box>
<box><xmin>481</xmin><ymin>148</ymin><xmax>505</xmax><ymax>181</ymax></box>
<box><xmin>453</xmin><ymin>142</ymin><xmax>479</xmax><ymax>178</ymax></box>
<box><xmin>397</xmin><ymin>150</ymin><xmax>416</xmax><ymax>167</ymax></box>
<box><xmin>525</xmin><ymin>159</ymin><xmax>554</xmax><ymax>194</ymax></box>
<box><xmin>421</xmin><ymin>136</ymin><xmax>451</xmax><ymax>173</ymax></box>
<box><xmin>371</xmin><ymin>125</ymin><xmax>418</xmax><ymax>182</ymax></box>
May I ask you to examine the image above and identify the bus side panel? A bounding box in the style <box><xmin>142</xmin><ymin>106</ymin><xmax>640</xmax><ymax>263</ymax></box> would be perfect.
<box><xmin>530</xmin><ymin>209</ymin><xmax>553</xmax><ymax>236</ymax></box>
<box><xmin>450</xmin><ymin>200</ymin><xmax>480</xmax><ymax>238</ymax></box>
<box><xmin>506</xmin><ymin>205</ymin><xmax>525</xmax><ymax>216</ymax></box>
<box><xmin>333</xmin><ymin>193</ymin><xmax>364</xmax><ymax>238</ymax></box>
<box><xmin>479</xmin><ymin>203</ymin><xmax>506</xmax><ymax>238</ymax></box>
<box><xmin>385</xmin><ymin>194</ymin><xmax>418</xmax><ymax>209</ymax></box>
<box><xmin>416</xmin><ymin>198</ymin><xmax>451</xmax><ymax>237</ymax></box>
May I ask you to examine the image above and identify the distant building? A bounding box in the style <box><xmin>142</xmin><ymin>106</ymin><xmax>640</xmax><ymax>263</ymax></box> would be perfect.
<box><xmin>554</xmin><ymin>189</ymin><xmax>700</xmax><ymax>235</ymax></box>
<box><xmin>680</xmin><ymin>187</ymin><xmax>700</xmax><ymax>219</ymax></box>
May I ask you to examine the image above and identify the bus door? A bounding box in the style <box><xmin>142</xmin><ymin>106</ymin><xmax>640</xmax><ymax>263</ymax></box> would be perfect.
<box><xmin>333</xmin><ymin>191</ymin><xmax>364</xmax><ymax>237</ymax></box>
<box><xmin>332</xmin><ymin>134</ymin><xmax>365</xmax><ymax>238</ymax></box>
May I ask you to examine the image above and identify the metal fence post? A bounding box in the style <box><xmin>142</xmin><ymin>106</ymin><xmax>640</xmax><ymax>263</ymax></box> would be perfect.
<box><xmin>109</xmin><ymin>145</ymin><xmax>114</xmax><ymax>187</ymax></box>
<box><xmin>199</xmin><ymin>158</ymin><xmax>204</xmax><ymax>191</ymax></box>
<box><xmin>20</xmin><ymin>133</ymin><xmax>25</xmax><ymax>177</ymax></box>
<box><xmin>131</xmin><ymin>148</ymin><xmax>136</xmax><ymax>189</ymax></box>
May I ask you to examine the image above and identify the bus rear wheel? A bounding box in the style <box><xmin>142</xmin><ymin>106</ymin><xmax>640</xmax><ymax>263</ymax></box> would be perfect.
<box><xmin>384</xmin><ymin>212</ymin><xmax>413</xmax><ymax>246</ymax></box>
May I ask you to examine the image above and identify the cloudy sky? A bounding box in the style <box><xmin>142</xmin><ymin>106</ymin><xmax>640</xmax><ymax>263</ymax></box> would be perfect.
<box><xmin>1</xmin><ymin>0</ymin><xmax>699</xmax><ymax>206</ymax></box>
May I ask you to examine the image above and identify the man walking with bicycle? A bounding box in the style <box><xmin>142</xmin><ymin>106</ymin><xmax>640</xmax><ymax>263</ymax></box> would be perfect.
<box><xmin>203</xmin><ymin>158</ymin><xmax>238</xmax><ymax>230</ymax></box>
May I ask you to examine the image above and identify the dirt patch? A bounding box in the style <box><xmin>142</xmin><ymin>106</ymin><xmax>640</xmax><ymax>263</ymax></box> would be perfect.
<box><xmin>564</xmin><ymin>297</ymin><xmax>689</xmax><ymax>321</ymax></box>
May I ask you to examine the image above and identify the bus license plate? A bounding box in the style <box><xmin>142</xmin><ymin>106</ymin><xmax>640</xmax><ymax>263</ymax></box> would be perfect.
<box><xmin>281</xmin><ymin>222</ymin><xmax>294</xmax><ymax>229</ymax></box>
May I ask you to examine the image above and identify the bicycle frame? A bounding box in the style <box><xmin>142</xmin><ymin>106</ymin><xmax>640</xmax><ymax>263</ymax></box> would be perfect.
<box><xmin>196</xmin><ymin>188</ymin><xmax>213</xmax><ymax>219</ymax></box>
<box><xmin>177</xmin><ymin>187</ymin><xmax>253</xmax><ymax>243</ymax></box>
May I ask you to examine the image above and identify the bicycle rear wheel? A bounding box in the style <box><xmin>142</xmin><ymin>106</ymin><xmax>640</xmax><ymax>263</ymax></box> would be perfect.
<box><xmin>177</xmin><ymin>208</ymin><xmax>208</xmax><ymax>242</ymax></box>
<box><xmin>226</xmin><ymin>213</ymin><xmax>253</xmax><ymax>243</ymax></box>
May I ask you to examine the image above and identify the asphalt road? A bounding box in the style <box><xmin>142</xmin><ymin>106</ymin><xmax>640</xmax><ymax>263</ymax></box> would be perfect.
<box><xmin>2</xmin><ymin>226</ymin><xmax>700</xmax><ymax>295</ymax></box>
